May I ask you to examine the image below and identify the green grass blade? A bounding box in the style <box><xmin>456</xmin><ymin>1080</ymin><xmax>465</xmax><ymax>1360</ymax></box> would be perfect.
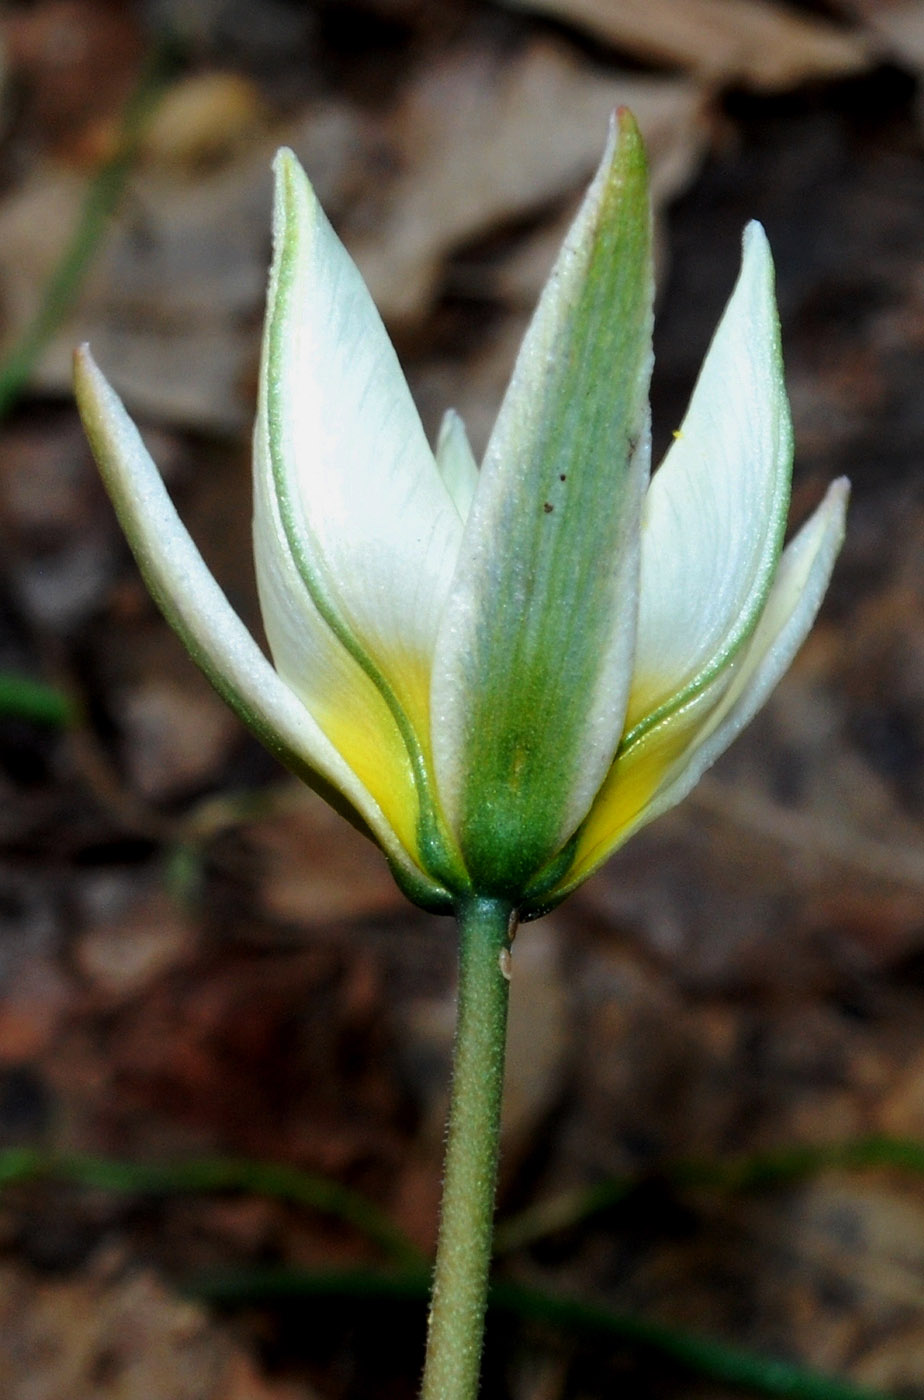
<box><xmin>0</xmin><ymin>41</ymin><xmax>174</xmax><ymax>418</ymax></box>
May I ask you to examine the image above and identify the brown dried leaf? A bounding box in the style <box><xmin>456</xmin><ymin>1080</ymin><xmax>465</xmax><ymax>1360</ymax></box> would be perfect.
<box><xmin>1</xmin><ymin>0</ymin><xmax>145</xmax><ymax>160</ymax></box>
<box><xmin>348</xmin><ymin>39</ymin><xmax>707</xmax><ymax>322</ymax></box>
<box><xmin>0</xmin><ymin>100</ymin><xmax>366</xmax><ymax>430</ymax></box>
<box><xmin>502</xmin><ymin>0</ymin><xmax>873</xmax><ymax>90</ymax></box>
<box><xmin>502</xmin><ymin>919</ymin><xmax>569</xmax><ymax>1167</ymax></box>
<box><xmin>75</xmin><ymin>887</ymin><xmax>196</xmax><ymax>1000</ymax></box>
<box><xmin>139</xmin><ymin>72</ymin><xmax>269</xmax><ymax>170</ymax></box>
<box><xmin>117</xmin><ymin>676</ymin><xmax>242</xmax><ymax>803</ymax></box>
<box><xmin>0</xmin><ymin>41</ymin><xmax>703</xmax><ymax>427</ymax></box>
<box><xmin>834</xmin><ymin>0</ymin><xmax>924</xmax><ymax>71</ymax></box>
<box><xmin>243</xmin><ymin>786</ymin><xmax>406</xmax><ymax>926</ymax></box>
<box><xmin>0</xmin><ymin>1263</ymin><xmax>318</xmax><ymax>1400</ymax></box>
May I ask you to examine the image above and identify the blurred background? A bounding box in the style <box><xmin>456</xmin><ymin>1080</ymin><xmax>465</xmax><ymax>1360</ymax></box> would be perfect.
<box><xmin>0</xmin><ymin>1</ymin><xmax>922</xmax><ymax>1397</ymax></box>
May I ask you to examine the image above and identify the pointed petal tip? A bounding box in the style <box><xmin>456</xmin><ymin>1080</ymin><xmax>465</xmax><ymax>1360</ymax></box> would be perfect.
<box><xmin>831</xmin><ymin>474</ymin><xmax>851</xmax><ymax>506</ymax></box>
<box><xmin>73</xmin><ymin>349</ymin><xmax>140</xmax><ymax>463</ymax></box>
<box><xmin>272</xmin><ymin>145</ymin><xmax>296</xmax><ymax>201</ymax></box>
<box><xmin>272</xmin><ymin>146</ymin><xmax>301</xmax><ymax>184</ymax></box>
<box><xmin>271</xmin><ymin>146</ymin><xmax>318</xmax><ymax>246</ymax></box>
<box><xmin>820</xmin><ymin>474</ymin><xmax>850</xmax><ymax>544</ymax></box>
<box><xmin>590</xmin><ymin>108</ymin><xmax>646</xmax><ymax>195</ymax></box>
<box><xmin>808</xmin><ymin>474</ymin><xmax>850</xmax><ymax>533</ymax></box>
<box><xmin>435</xmin><ymin>407</ymin><xmax>479</xmax><ymax>519</ymax></box>
<box><xmin>610</xmin><ymin>105</ymin><xmax>642</xmax><ymax>140</ymax></box>
<box><xmin>73</xmin><ymin>345</ymin><xmax>90</xmax><ymax>394</ymax></box>
<box><xmin>436</xmin><ymin>406</ymin><xmax>463</xmax><ymax>445</ymax></box>
<box><xmin>739</xmin><ymin>219</ymin><xmax>775</xmax><ymax>286</ymax></box>
<box><xmin>72</xmin><ymin>341</ymin><xmax>95</xmax><ymax>382</ymax></box>
<box><xmin>73</xmin><ymin>343</ymin><xmax>114</xmax><ymax>427</ymax></box>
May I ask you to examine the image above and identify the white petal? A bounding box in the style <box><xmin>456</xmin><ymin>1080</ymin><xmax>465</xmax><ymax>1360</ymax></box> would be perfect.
<box><xmin>74</xmin><ymin>346</ymin><xmax>425</xmax><ymax>883</ymax></box>
<box><xmin>259</xmin><ymin>150</ymin><xmax>463</xmax><ymax>747</ymax></box>
<box><xmin>634</xmin><ymin>476</ymin><xmax>849</xmax><ymax>830</ymax></box>
<box><xmin>625</xmin><ymin>222</ymin><xmax>792</xmax><ymax>739</ymax></box>
<box><xmin>559</xmin><ymin>478</ymin><xmax>848</xmax><ymax>894</ymax></box>
<box><xmin>435</xmin><ymin>408</ymin><xmax>479</xmax><ymax>521</ymax></box>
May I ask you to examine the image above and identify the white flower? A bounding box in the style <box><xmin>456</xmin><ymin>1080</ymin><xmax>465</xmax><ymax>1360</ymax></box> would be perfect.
<box><xmin>75</xmin><ymin>110</ymin><xmax>847</xmax><ymax>916</ymax></box>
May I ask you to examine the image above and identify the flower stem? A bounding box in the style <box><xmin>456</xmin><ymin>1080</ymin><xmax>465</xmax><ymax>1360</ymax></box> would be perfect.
<box><xmin>420</xmin><ymin>896</ymin><xmax>514</xmax><ymax>1400</ymax></box>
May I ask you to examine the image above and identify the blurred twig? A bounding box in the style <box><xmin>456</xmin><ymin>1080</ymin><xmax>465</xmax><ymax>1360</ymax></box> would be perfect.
<box><xmin>0</xmin><ymin>47</ymin><xmax>175</xmax><ymax>733</ymax></box>
<box><xmin>0</xmin><ymin>1147</ymin><xmax>423</xmax><ymax>1268</ymax></box>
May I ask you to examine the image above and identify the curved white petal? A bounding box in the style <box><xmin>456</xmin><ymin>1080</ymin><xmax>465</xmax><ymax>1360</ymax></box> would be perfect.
<box><xmin>625</xmin><ymin>222</ymin><xmax>793</xmax><ymax>738</ymax></box>
<box><xmin>633</xmin><ymin>476</ymin><xmax>849</xmax><ymax>829</ymax></box>
<box><xmin>431</xmin><ymin>111</ymin><xmax>654</xmax><ymax>894</ymax></box>
<box><xmin>435</xmin><ymin>409</ymin><xmax>479</xmax><ymax>521</ymax></box>
<box><xmin>259</xmin><ymin>150</ymin><xmax>463</xmax><ymax>747</ymax></box>
<box><xmin>74</xmin><ymin>346</ymin><xmax>430</xmax><ymax>886</ymax></box>
<box><xmin>557</xmin><ymin>478</ymin><xmax>848</xmax><ymax>896</ymax></box>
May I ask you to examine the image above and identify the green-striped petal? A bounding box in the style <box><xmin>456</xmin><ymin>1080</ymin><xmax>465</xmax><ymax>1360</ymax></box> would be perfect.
<box><xmin>431</xmin><ymin>110</ymin><xmax>654</xmax><ymax>897</ymax></box>
<box><xmin>254</xmin><ymin>150</ymin><xmax>472</xmax><ymax>885</ymax></box>
<box><xmin>623</xmin><ymin>222</ymin><xmax>792</xmax><ymax>745</ymax></box>
<box><xmin>256</xmin><ymin>150</ymin><xmax>464</xmax><ymax>800</ymax></box>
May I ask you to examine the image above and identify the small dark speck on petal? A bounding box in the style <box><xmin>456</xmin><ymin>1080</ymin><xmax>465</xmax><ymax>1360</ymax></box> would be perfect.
<box><xmin>543</xmin><ymin>502</ymin><xmax>554</xmax><ymax>513</ymax></box>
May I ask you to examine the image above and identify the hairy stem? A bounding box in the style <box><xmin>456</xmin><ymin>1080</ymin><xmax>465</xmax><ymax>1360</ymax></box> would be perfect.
<box><xmin>420</xmin><ymin>896</ymin><xmax>514</xmax><ymax>1400</ymax></box>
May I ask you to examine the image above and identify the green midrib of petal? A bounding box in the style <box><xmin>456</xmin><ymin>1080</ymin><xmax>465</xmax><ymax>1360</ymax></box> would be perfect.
<box><xmin>453</xmin><ymin>116</ymin><xmax>653</xmax><ymax>897</ymax></box>
<box><xmin>266</xmin><ymin>165</ymin><xmax>465</xmax><ymax>895</ymax></box>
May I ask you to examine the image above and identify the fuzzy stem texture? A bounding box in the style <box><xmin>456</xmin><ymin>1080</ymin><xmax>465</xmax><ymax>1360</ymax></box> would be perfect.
<box><xmin>420</xmin><ymin>896</ymin><xmax>514</xmax><ymax>1400</ymax></box>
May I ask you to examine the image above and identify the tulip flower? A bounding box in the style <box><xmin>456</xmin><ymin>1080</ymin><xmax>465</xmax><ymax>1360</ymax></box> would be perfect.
<box><xmin>75</xmin><ymin>109</ymin><xmax>846</xmax><ymax>1400</ymax></box>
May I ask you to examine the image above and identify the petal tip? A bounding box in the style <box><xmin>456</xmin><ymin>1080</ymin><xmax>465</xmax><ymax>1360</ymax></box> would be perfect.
<box><xmin>72</xmin><ymin>341</ymin><xmax>96</xmax><ymax>378</ymax></box>
<box><xmin>272</xmin><ymin>146</ymin><xmax>302</xmax><ymax>187</ymax></box>
<box><xmin>595</xmin><ymin>106</ymin><xmax>646</xmax><ymax>191</ymax></box>
<box><xmin>73</xmin><ymin>343</ymin><xmax>109</xmax><ymax>421</ymax></box>
<box><xmin>72</xmin><ymin>343</ymin><xmax>91</xmax><ymax>391</ymax></box>
<box><xmin>271</xmin><ymin>145</ymin><xmax>317</xmax><ymax>245</ymax></box>
<box><xmin>740</xmin><ymin>219</ymin><xmax>774</xmax><ymax>279</ymax></box>
<box><xmin>824</xmin><ymin>474</ymin><xmax>851</xmax><ymax>536</ymax></box>
<box><xmin>611</xmin><ymin>105</ymin><xmax>642</xmax><ymax>144</ymax></box>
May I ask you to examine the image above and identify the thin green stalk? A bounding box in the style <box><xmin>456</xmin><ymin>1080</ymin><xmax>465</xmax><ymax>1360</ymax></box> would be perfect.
<box><xmin>0</xmin><ymin>672</ymin><xmax>74</xmax><ymax>726</ymax></box>
<box><xmin>0</xmin><ymin>1147</ymin><xmax>420</xmax><ymax>1267</ymax></box>
<box><xmin>495</xmin><ymin>1134</ymin><xmax>924</xmax><ymax>1255</ymax></box>
<box><xmin>489</xmin><ymin>1280</ymin><xmax>894</xmax><ymax>1400</ymax></box>
<box><xmin>0</xmin><ymin>41</ymin><xmax>172</xmax><ymax>418</ymax></box>
<box><xmin>672</xmin><ymin>1134</ymin><xmax>924</xmax><ymax>1190</ymax></box>
<box><xmin>190</xmin><ymin>1265</ymin><xmax>895</xmax><ymax>1400</ymax></box>
<box><xmin>420</xmin><ymin>896</ymin><xmax>514</xmax><ymax>1400</ymax></box>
